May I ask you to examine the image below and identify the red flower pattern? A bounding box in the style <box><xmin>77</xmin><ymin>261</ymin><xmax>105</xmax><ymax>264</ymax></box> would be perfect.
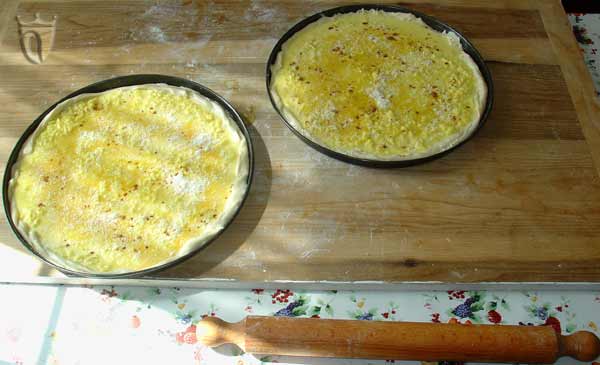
<box><xmin>544</xmin><ymin>317</ymin><xmax>562</xmax><ymax>334</ymax></box>
<box><xmin>487</xmin><ymin>310</ymin><xmax>501</xmax><ymax>324</ymax></box>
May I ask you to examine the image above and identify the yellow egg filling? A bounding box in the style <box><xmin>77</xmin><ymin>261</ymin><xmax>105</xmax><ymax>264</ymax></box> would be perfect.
<box><xmin>9</xmin><ymin>85</ymin><xmax>248</xmax><ymax>273</ymax></box>
<box><xmin>270</xmin><ymin>10</ymin><xmax>486</xmax><ymax>160</ymax></box>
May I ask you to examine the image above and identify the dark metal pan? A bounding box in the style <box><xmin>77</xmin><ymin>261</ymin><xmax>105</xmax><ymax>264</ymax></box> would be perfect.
<box><xmin>2</xmin><ymin>74</ymin><xmax>254</xmax><ymax>278</ymax></box>
<box><xmin>266</xmin><ymin>4</ymin><xmax>494</xmax><ymax>167</ymax></box>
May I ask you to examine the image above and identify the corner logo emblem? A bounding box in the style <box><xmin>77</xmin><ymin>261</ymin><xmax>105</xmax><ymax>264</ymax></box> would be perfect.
<box><xmin>16</xmin><ymin>13</ymin><xmax>57</xmax><ymax>64</ymax></box>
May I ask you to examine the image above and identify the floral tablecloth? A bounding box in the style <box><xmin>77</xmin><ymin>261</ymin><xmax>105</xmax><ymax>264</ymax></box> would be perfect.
<box><xmin>1</xmin><ymin>284</ymin><xmax>599</xmax><ymax>365</ymax></box>
<box><xmin>2</xmin><ymin>11</ymin><xmax>600</xmax><ymax>365</ymax></box>
<box><xmin>569</xmin><ymin>13</ymin><xmax>600</xmax><ymax>96</ymax></box>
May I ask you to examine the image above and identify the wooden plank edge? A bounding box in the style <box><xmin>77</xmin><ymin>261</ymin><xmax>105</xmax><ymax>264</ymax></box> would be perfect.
<box><xmin>538</xmin><ymin>0</ymin><xmax>600</xmax><ymax>174</ymax></box>
<box><xmin>17</xmin><ymin>0</ymin><xmax>540</xmax><ymax>10</ymax></box>
<box><xmin>3</xmin><ymin>276</ymin><xmax>600</xmax><ymax>291</ymax></box>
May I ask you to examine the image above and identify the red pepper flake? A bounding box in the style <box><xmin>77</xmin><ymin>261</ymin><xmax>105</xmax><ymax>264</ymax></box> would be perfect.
<box><xmin>431</xmin><ymin>91</ymin><xmax>439</xmax><ymax>98</ymax></box>
<box><xmin>387</xmin><ymin>36</ymin><xmax>397</xmax><ymax>41</ymax></box>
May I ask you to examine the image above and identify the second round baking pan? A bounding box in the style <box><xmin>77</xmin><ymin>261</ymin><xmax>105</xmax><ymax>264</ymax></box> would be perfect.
<box><xmin>266</xmin><ymin>4</ymin><xmax>494</xmax><ymax>168</ymax></box>
<box><xmin>2</xmin><ymin>74</ymin><xmax>255</xmax><ymax>278</ymax></box>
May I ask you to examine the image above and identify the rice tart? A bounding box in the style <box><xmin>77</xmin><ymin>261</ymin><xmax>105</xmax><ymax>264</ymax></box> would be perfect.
<box><xmin>8</xmin><ymin>84</ymin><xmax>249</xmax><ymax>274</ymax></box>
<box><xmin>269</xmin><ymin>9</ymin><xmax>488</xmax><ymax>161</ymax></box>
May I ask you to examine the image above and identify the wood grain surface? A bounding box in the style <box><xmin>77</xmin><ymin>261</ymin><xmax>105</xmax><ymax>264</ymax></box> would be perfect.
<box><xmin>1</xmin><ymin>0</ymin><xmax>599</xmax><ymax>283</ymax></box>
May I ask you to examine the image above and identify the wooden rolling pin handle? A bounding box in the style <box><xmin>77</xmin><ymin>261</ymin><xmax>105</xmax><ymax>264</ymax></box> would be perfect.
<box><xmin>559</xmin><ymin>330</ymin><xmax>600</xmax><ymax>362</ymax></box>
<box><xmin>196</xmin><ymin>317</ymin><xmax>244</xmax><ymax>348</ymax></box>
<box><xmin>197</xmin><ymin>316</ymin><xmax>600</xmax><ymax>363</ymax></box>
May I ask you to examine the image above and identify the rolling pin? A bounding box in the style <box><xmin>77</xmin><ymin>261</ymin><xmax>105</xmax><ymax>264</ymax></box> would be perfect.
<box><xmin>197</xmin><ymin>316</ymin><xmax>600</xmax><ymax>363</ymax></box>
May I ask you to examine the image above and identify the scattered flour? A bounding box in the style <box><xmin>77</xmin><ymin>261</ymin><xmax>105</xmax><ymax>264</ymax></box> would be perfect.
<box><xmin>192</xmin><ymin>133</ymin><xmax>212</xmax><ymax>149</ymax></box>
<box><xmin>244</xmin><ymin>0</ymin><xmax>278</xmax><ymax>22</ymax></box>
<box><xmin>317</xmin><ymin>100</ymin><xmax>337</xmax><ymax>121</ymax></box>
<box><xmin>367</xmin><ymin>86</ymin><xmax>391</xmax><ymax>109</ymax></box>
<box><xmin>166</xmin><ymin>173</ymin><xmax>207</xmax><ymax>197</ymax></box>
<box><xmin>162</xmin><ymin>112</ymin><xmax>178</xmax><ymax>123</ymax></box>
<box><xmin>146</xmin><ymin>25</ymin><xmax>168</xmax><ymax>43</ymax></box>
<box><xmin>123</xmin><ymin>2</ymin><xmax>207</xmax><ymax>50</ymax></box>
<box><xmin>143</xmin><ymin>4</ymin><xmax>182</xmax><ymax>18</ymax></box>
<box><xmin>300</xmin><ymin>248</ymin><xmax>331</xmax><ymax>259</ymax></box>
<box><xmin>77</xmin><ymin>130</ymin><xmax>103</xmax><ymax>145</ymax></box>
<box><xmin>96</xmin><ymin>212</ymin><xmax>118</xmax><ymax>226</ymax></box>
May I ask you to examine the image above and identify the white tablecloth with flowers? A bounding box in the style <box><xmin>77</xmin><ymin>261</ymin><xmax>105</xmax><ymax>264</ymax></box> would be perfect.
<box><xmin>2</xmin><ymin>284</ymin><xmax>599</xmax><ymax>365</ymax></box>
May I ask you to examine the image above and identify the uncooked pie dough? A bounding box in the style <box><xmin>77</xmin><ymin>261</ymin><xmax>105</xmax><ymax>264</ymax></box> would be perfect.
<box><xmin>270</xmin><ymin>9</ymin><xmax>487</xmax><ymax>160</ymax></box>
<box><xmin>9</xmin><ymin>84</ymin><xmax>249</xmax><ymax>273</ymax></box>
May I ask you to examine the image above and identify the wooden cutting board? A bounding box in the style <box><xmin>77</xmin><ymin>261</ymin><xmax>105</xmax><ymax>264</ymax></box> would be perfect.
<box><xmin>1</xmin><ymin>0</ymin><xmax>599</xmax><ymax>284</ymax></box>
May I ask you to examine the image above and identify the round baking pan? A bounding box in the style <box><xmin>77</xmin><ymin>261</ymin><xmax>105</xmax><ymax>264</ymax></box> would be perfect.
<box><xmin>266</xmin><ymin>4</ymin><xmax>494</xmax><ymax>168</ymax></box>
<box><xmin>2</xmin><ymin>74</ymin><xmax>254</xmax><ymax>278</ymax></box>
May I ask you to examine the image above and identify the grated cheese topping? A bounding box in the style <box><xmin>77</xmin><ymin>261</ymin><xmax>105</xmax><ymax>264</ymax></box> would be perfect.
<box><xmin>270</xmin><ymin>10</ymin><xmax>487</xmax><ymax>160</ymax></box>
<box><xmin>9</xmin><ymin>84</ymin><xmax>249</xmax><ymax>273</ymax></box>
